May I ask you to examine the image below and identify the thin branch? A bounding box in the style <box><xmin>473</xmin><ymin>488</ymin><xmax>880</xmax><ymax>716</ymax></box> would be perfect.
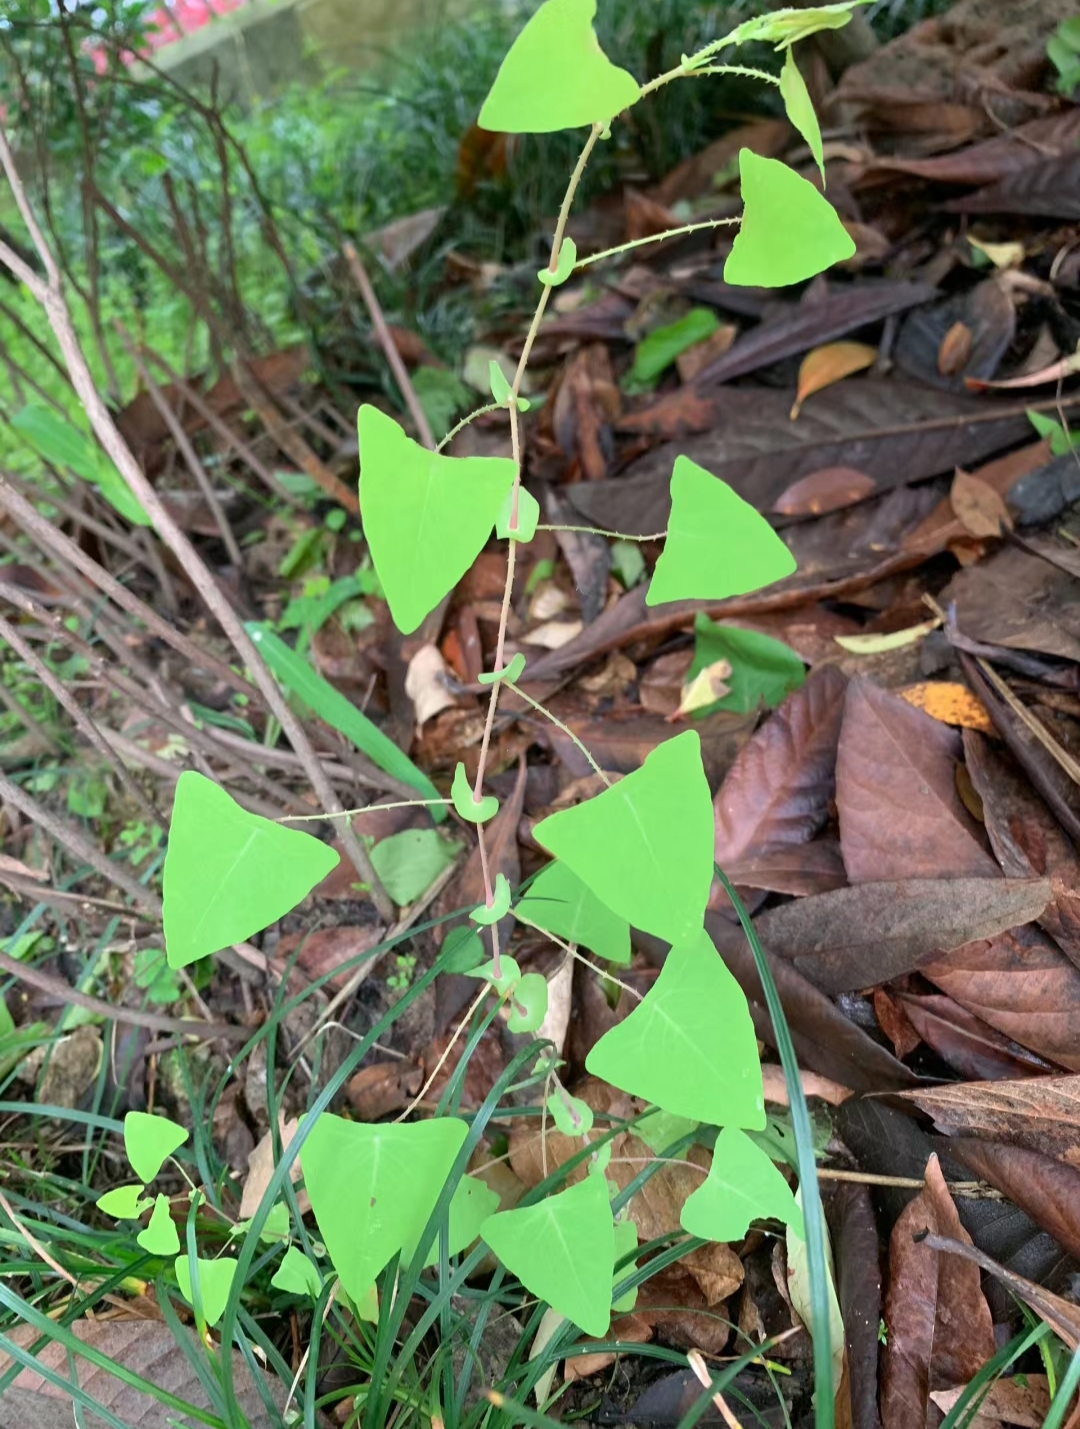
<box><xmin>342</xmin><ymin>242</ymin><xmax>434</xmax><ymax>450</ymax></box>
<box><xmin>0</xmin><ymin>125</ymin><xmax>393</xmax><ymax>920</ymax></box>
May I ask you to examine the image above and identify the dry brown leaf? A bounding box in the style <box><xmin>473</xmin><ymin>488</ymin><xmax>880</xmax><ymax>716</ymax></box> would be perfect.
<box><xmin>275</xmin><ymin>923</ymin><xmax>387</xmax><ymax>989</ymax></box>
<box><xmin>931</xmin><ymin>1375</ymin><xmax>1049</xmax><ymax>1429</ymax></box>
<box><xmin>937</xmin><ymin>322</ymin><xmax>973</xmax><ymax>377</ymax></box>
<box><xmin>760</xmin><ymin>1062</ymin><xmax>854</xmax><ymax>1107</ymax></box>
<box><xmin>240</xmin><ymin>1116</ymin><xmax>306</xmax><ymax>1220</ymax></box>
<box><xmin>898</xmin><ymin>1075</ymin><xmax>1080</xmax><ymax>1167</ymax></box>
<box><xmin>523</xmin><ymin>619</ymin><xmax>584</xmax><ymax>650</ymax></box>
<box><xmin>346</xmin><ymin>1060</ymin><xmax>423</xmax><ymax>1120</ymax></box>
<box><xmin>772</xmin><ymin>466</ymin><xmax>877</xmax><ymax>516</ymax></box>
<box><xmin>404</xmin><ymin>642</ymin><xmax>456</xmax><ymax>725</ymax></box>
<box><xmin>896</xmin><ymin>681</ymin><xmax>994</xmax><ymax>732</ymax></box>
<box><xmin>874</xmin><ymin>988</ymin><xmax>922</xmax><ymax>1060</ymax></box>
<box><xmin>562</xmin><ymin>1313</ymin><xmax>653</xmax><ymax>1382</ymax></box>
<box><xmin>950</xmin><ymin>469</ymin><xmax>1013</xmax><ymax>539</ymax></box>
<box><xmin>791</xmin><ymin>342</ymin><xmax>878</xmax><ymax>419</ymax></box>
<box><xmin>880</xmin><ymin>1154</ymin><xmax>995</xmax><ymax>1429</ymax></box>
<box><xmin>534</xmin><ymin>957</ymin><xmax>573</xmax><ymax>1054</ymax></box>
<box><xmin>676</xmin><ymin>323</ymin><xmax>737</xmax><ymax>383</ymax></box>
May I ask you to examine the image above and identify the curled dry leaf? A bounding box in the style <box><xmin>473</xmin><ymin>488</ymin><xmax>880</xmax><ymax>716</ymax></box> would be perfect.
<box><xmin>791</xmin><ymin>342</ymin><xmax>879</xmax><ymax>419</ymax></box>
<box><xmin>880</xmin><ymin>1154</ymin><xmax>995</xmax><ymax>1429</ymax></box>
<box><xmin>835</xmin><ymin>678</ymin><xmax>1000</xmax><ymax>883</ymax></box>
<box><xmin>404</xmin><ymin>642</ymin><xmax>457</xmax><ymax>725</ymax></box>
<box><xmin>827</xmin><ymin>1181</ymin><xmax>884</xmax><ymax>1429</ymax></box>
<box><xmin>772</xmin><ymin>466</ymin><xmax>877</xmax><ymax>516</ymax></box>
<box><xmin>922</xmin><ymin>924</ymin><xmax>1080</xmax><ymax>1071</ymax></box>
<box><xmin>347</xmin><ymin>1060</ymin><xmax>423</xmax><ymax>1121</ymax></box>
<box><xmin>899</xmin><ymin>1075</ymin><xmax>1080</xmax><ymax>1168</ymax></box>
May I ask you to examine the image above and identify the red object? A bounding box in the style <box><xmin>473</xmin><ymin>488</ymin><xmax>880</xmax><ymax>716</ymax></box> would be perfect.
<box><xmin>88</xmin><ymin>0</ymin><xmax>246</xmax><ymax>72</ymax></box>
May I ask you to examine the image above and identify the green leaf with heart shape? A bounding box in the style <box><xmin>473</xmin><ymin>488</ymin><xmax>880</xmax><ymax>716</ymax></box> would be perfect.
<box><xmin>420</xmin><ymin>1174</ymin><xmax>501</xmax><ymax>1268</ymax></box>
<box><xmin>479</xmin><ymin>0</ymin><xmax>640</xmax><ymax>134</ymax></box>
<box><xmin>586</xmin><ymin>927</ymin><xmax>765</xmax><ymax>1128</ymax></box>
<box><xmin>547</xmin><ymin>1091</ymin><xmax>594</xmax><ymax>1138</ymax></box>
<box><xmin>302</xmin><ymin>1113</ymin><xmax>467</xmax><ymax>1304</ymax></box>
<box><xmin>507</xmin><ymin>972</ymin><xmax>548</xmax><ymax>1032</ymax></box>
<box><xmin>466</xmin><ymin>955</ymin><xmax>521</xmax><ymax>997</ymax></box>
<box><xmin>532</xmin><ymin>730</ymin><xmax>713</xmax><ymax>945</ymax></box>
<box><xmin>481</xmin><ymin>1172</ymin><xmax>614</xmax><ymax>1336</ymax></box>
<box><xmin>97</xmin><ymin>1184</ymin><xmax>149</xmax><ymax>1219</ymax></box>
<box><xmin>647</xmin><ymin>456</ymin><xmax>795</xmax><ymax>608</ymax></box>
<box><xmin>162</xmin><ymin>772</ymin><xmax>340</xmax><ymax>968</ymax></box>
<box><xmin>680</xmin><ymin>1127</ymin><xmax>803</xmax><ymax>1242</ymax></box>
<box><xmin>137</xmin><ymin>1194</ymin><xmax>180</xmax><ymax>1257</ymax></box>
<box><xmin>175</xmin><ymin>1255</ymin><xmax>238</xmax><ymax>1327</ymax></box>
<box><xmin>358</xmin><ymin>404</ymin><xmax>515</xmax><ymax>634</ymax></box>
<box><xmin>779</xmin><ymin>48</ymin><xmax>824</xmax><ymax>182</ymax></box>
<box><xmin>515</xmin><ymin>861</ymin><xmax>630</xmax><ymax>964</ymax></box>
<box><xmin>124</xmin><ymin>1111</ymin><xmax>188</xmax><ymax>1183</ymax></box>
<box><xmin>688</xmin><ymin>616</ymin><xmax>805</xmax><ymax>716</ymax></box>
<box><xmin>725</xmin><ymin>150</ymin><xmax>854</xmax><ymax>288</ymax></box>
<box><xmin>272</xmin><ymin>1245</ymin><xmax>323</xmax><ymax>1298</ymax></box>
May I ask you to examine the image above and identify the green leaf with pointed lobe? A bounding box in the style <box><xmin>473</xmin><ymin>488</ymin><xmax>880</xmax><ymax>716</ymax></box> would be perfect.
<box><xmin>421</xmin><ymin>1174</ymin><xmax>501</xmax><ymax>1268</ymax></box>
<box><xmin>358</xmin><ymin>405</ymin><xmax>515</xmax><ymax>634</ymax></box>
<box><xmin>97</xmin><ymin>1184</ymin><xmax>149</xmax><ymax>1219</ymax></box>
<box><xmin>302</xmin><ymin>1113</ymin><xmax>467</xmax><ymax>1304</ymax></box>
<box><xmin>586</xmin><ymin>928</ymin><xmax>765</xmax><ymax>1129</ymax></box>
<box><xmin>124</xmin><ymin>1111</ymin><xmax>188</xmax><ymax>1183</ymax></box>
<box><xmin>272</xmin><ymin>1245</ymin><xmax>323</xmax><ymax>1298</ymax></box>
<box><xmin>479</xmin><ymin>0</ymin><xmax>641</xmax><ymax>134</ymax></box>
<box><xmin>496</xmin><ymin>486</ymin><xmax>540</xmax><ymax>542</ymax></box>
<box><xmin>137</xmin><ymin>1194</ymin><xmax>180</xmax><ymax>1256</ymax></box>
<box><xmin>725</xmin><ymin>0</ymin><xmax>867</xmax><ymax>49</ymax></box>
<box><xmin>779</xmin><ymin>49</ymin><xmax>824</xmax><ymax>182</ymax></box>
<box><xmin>532</xmin><ymin>730</ymin><xmax>713</xmax><ymax>945</ymax></box>
<box><xmin>175</xmin><ymin>1256</ymin><xmax>237</xmax><ymax>1327</ymax></box>
<box><xmin>481</xmin><ymin>1173</ymin><xmax>614</xmax><ymax>1337</ymax></box>
<box><xmin>507</xmin><ymin>972</ymin><xmax>548</xmax><ymax>1032</ymax></box>
<box><xmin>725</xmin><ymin>150</ymin><xmax>854</xmax><ymax>288</ymax></box>
<box><xmin>548</xmin><ymin>1092</ymin><xmax>594</xmax><ymax>1138</ymax></box>
<box><xmin>538</xmin><ymin>238</ymin><xmax>577</xmax><ymax>287</ymax></box>
<box><xmin>680</xmin><ymin>1127</ymin><xmax>803</xmax><ymax>1242</ymax></box>
<box><xmin>478</xmin><ymin>652</ymin><xmax>527</xmax><ymax>686</ymax></box>
<box><xmin>515</xmin><ymin>861</ymin><xmax>630</xmax><ymax>964</ymax></box>
<box><xmin>162</xmin><ymin>772</ymin><xmax>339</xmax><ymax>968</ymax></box>
<box><xmin>647</xmin><ymin>456</ymin><xmax>795</xmax><ymax>607</ymax></box>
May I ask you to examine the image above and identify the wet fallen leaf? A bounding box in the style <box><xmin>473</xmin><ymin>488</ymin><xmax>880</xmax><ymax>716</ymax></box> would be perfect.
<box><xmin>950</xmin><ymin>469</ymin><xmax>1013</xmax><ymax>539</ymax></box>
<box><xmin>712</xmin><ymin>666</ymin><xmax>848</xmax><ymax>898</ymax></box>
<box><xmin>834</xmin><ymin>620</ymin><xmax>940</xmax><ymax>655</ymax></box>
<box><xmin>944</xmin><ymin>546</ymin><xmax>1080</xmax><ymax>663</ymax></box>
<box><xmin>922</xmin><ymin>924</ymin><xmax>1080</xmax><ymax>1072</ymax></box>
<box><xmin>896</xmin><ymin>682</ymin><xmax>994</xmax><ymax>732</ymax></box>
<box><xmin>772</xmin><ymin>466</ymin><xmax>877</xmax><ymax>516</ymax></box>
<box><xmin>899</xmin><ymin>1075</ymin><xmax>1080</xmax><ymax>1168</ymax></box>
<box><xmin>405</xmin><ymin>642</ymin><xmax>457</xmax><ymax>725</ymax></box>
<box><xmin>761</xmin><ymin>876</ymin><xmax>1048</xmax><ymax>995</ymax></box>
<box><xmin>880</xmin><ymin>1154</ymin><xmax>995</xmax><ymax>1429</ymax></box>
<box><xmin>835</xmin><ymin>679</ymin><xmax>1000</xmax><ymax>882</ymax></box>
<box><xmin>791</xmin><ymin>342</ymin><xmax>878</xmax><ymax>419</ymax></box>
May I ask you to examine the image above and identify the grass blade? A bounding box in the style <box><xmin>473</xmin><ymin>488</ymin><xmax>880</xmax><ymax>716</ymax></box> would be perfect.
<box><xmin>1043</xmin><ymin>1343</ymin><xmax>1080</xmax><ymax>1429</ymax></box>
<box><xmin>715</xmin><ymin>864</ymin><xmax>834</xmax><ymax>1429</ymax></box>
<box><xmin>245</xmin><ymin>623</ymin><xmax>446</xmax><ymax>818</ymax></box>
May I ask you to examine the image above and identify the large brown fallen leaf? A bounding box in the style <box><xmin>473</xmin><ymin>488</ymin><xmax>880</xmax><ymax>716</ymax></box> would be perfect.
<box><xmin>922</xmin><ymin>924</ymin><xmax>1080</xmax><ymax>1072</ymax></box>
<box><xmin>943</xmin><ymin>546</ymin><xmax>1080</xmax><ymax>663</ymax></box>
<box><xmin>759</xmin><ymin>877</ymin><xmax>1048</xmax><ymax>994</ymax></box>
<box><xmin>896</xmin><ymin>993</ymin><xmax>1053</xmax><ymax>1082</ymax></box>
<box><xmin>0</xmin><ymin>1320</ymin><xmax>283</xmax><ymax>1429</ymax></box>
<box><xmin>880</xmin><ymin>1154</ymin><xmax>996</xmax><ymax>1429</ymax></box>
<box><xmin>712</xmin><ymin>666</ymin><xmax>848</xmax><ymax>898</ymax></box>
<box><xmin>900</xmin><ymin>1075</ymin><xmax>1080</xmax><ymax>1167</ymax></box>
<box><xmin>963</xmin><ymin>730</ymin><xmax>1080</xmax><ymax>968</ymax></box>
<box><xmin>938</xmin><ymin>1138</ymin><xmax>1080</xmax><ymax>1262</ymax></box>
<box><xmin>835</xmin><ymin>679</ymin><xmax>999</xmax><ymax>882</ymax></box>
<box><xmin>827</xmin><ymin>1182</ymin><xmax>883</xmax><ymax>1429</ymax></box>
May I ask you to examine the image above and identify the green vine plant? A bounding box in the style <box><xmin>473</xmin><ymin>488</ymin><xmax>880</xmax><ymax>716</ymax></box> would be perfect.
<box><xmin>107</xmin><ymin>2</ymin><xmax>867</xmax><ymax>1423</ymax></box>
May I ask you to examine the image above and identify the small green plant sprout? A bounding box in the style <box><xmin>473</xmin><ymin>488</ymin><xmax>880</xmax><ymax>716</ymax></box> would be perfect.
<box><xmin>97</xmin><ymin>1111</ymin><xmax>188</xmax><ymax>1241</ymax></box>
<box><xmin>148</xmin><ymin>1</ymin><xmax>868</xmax><ymax>1412</ymax></box>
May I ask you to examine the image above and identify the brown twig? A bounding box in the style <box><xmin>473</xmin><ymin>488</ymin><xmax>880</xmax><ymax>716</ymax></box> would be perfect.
<box><xmin>342</xmin><ymin>242</ymin><xmax>434</xmax><ymax>450</ymax></box>
<box><xmin>0</xmin><ymin>125</ymin><xmax>393</xmax><ymax>919</ymax></box>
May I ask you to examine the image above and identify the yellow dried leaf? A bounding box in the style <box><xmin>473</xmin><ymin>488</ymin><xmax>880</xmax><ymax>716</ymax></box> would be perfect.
<box><xmin>834</xmin><ymin>619</ymin><xmax>940</xmax><ymax>655</ymax></box>
<box><xmin>670</xmin><ymin>658</ymin><xmax>731</xmax><ymax>721</ymax></box>
<box><xmin>897</xmin><ymin>681</ymin><xmax>994</xmax><ymax>733</ymax></box>
<box><xmin>790</xmin><ymin>341</ymin><xmax>877</xmax><ymax>419</ymax></box>
<box><xmin>969</xmin><ymin>236</ymin><xmax>1025</xmax><ymax>270</ymax></box>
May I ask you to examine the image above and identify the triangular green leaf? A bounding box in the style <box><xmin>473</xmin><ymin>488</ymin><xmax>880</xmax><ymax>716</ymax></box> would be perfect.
<box><xmin>532</xmin><ymin>730</ymin><xmax>713</xmax><ymax>944</ymax></box>
<box><xmin>496</xmin><ymin>486</ymin><xmax>540</xmax><ymax>542</ymax></box>
<box><xmin>272</xmin><ymin>1245</ymin><xmax>323</xmax><ymax>1297</ymax></box>
<box><xmin>137</xmin><ymin>1194</ymin><xmax>180</xmax><ymax>1256</ymax></box>
<box><xmin>479</xmin><ymin>0</ymin><xmax>641</xmax><ymax>134</ymax></box>
<box><xmin>725</xmin><ymin>150</ymin><xmax>854</xmax><ymax>288</ymax></box>
<box><xmin>369</xmin><ymin>828</ymin><xmax>461</xmax><ymax>904</ymax></box>
<box><xmin>97</xmin><ymin>1184</ymin><xmax>148</xmax><ymax>1219</ymax></box>
<box><xmin>647</xmin><ymin>456</ymin><xmax>795</xmax><ymax>607</ymax></box>
<box><xmin>779</xmin><ymin>49</ymin><xmax>824</xmax><ymax>182</ymax></box>
<box><xmin>162</xmin><ymin>771</ymin><xmax>340</xmax><ymax>968</ymax></box>
<box><xmin>726</xmin><ymin>0</ymin><xmax>867</xmax><ymax>49</ymax></box>
<box><xmin>358</xmin><ymin>404</ymin><xmax>515</xmax><ymax>634</ymax></box>
<box><xmin>688</xmin><ymin>616</ymin><xmax>805</xmax><ymax>716</ymax></box>
<box><xmin>175</xmin><ymin>1255</ymin><xmax>238</xmax><ymax>1327</ymax></box>
<box><xmin>302</xmin><ymin>1113</ymin><xmax>468</xmax><ymax>1303</ymax></box>
<box><xmin>681</xmin><ymin>1127</ymin><xmax>804</xmax><ymax>1242</ymax></box>
<box><xmin>515</xmin><ymin>862</ymin><xmax>630</xmax><ymax>964</ymax></box>
<box><xmin>124</xmin><ymin>1111</ymin><xmax>188</xmax><ymax>1183</ymax></box>
<box><xmin>421</xmin><ymin>1174</ymin><xmax>501</xmax><ymax>1268</ymax></box>
<box><xmin>586</xmin><ymin>928</ymin><xmax>765</xmax><ymax>1128</ymax></box>
<box><xmin>481</xmin><ymin>1174</ymin><xmax>614</xmax><ymax>1336</ymax></box>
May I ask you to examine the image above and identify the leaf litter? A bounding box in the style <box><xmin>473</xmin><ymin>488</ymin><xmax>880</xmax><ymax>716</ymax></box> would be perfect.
<box><xmin>6</xmin><ymin>0</ymin><xmax>1080</xmax><ymax>1420</ymax></box>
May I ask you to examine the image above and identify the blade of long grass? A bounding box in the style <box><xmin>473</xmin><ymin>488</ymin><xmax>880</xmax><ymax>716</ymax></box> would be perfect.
<box><xmin>939</xmin><ymin>1321</ymin><xmax>1050</xmax><ymax>1429</ymax></box>
<box><xmin>245</xmin><ymin>623</ymin><xmax>446</xmax><ymax>816</ymax></box>
<box><xmin>715</xmin><ymin>864</ymin><xmax>833</xmax><ymax>1429</ymax></box>
<box><xmin>1043</xmin><ymin>1342</ymin><xmax>1080</xmax><ymax>1429</ymax></box>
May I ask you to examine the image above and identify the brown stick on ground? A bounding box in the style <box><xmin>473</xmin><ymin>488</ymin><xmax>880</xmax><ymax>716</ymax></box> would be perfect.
<box><xmin>0</xmin><ymin>124</ymin><xmax>394</xmax><ymax>921</ymax></box>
